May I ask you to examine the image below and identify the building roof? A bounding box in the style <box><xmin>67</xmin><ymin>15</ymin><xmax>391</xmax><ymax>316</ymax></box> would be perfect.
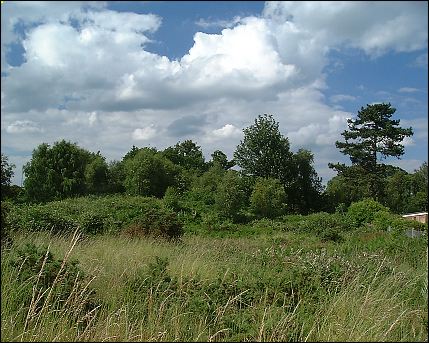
<box><xmin>401</xmin><ymin>212</ymin><xmax>428</xmax><ymax>217</ymax></box>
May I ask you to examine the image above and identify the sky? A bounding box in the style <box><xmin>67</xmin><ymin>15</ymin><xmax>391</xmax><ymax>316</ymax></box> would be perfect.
<box><xmin>1</xmin><ymin>1</ymin><xmax>428</xmax><ymax>186</ymax></box>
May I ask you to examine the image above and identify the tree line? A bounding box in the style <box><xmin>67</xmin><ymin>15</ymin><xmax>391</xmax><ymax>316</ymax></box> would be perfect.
<box><xmin>1</xmin><ymin>103</ymin><xmax>427</xmax><ymax>216</ymax></box>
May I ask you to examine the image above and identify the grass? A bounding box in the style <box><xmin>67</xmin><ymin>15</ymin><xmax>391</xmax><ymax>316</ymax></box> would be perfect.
<box><xmin>1</xmin><ymin>226</ymin><xmax>428</xmax><ymax>342</ymax></box>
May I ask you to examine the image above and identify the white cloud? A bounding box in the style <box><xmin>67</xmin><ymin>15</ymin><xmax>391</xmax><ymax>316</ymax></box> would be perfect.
<box><xmin>6</xmin><ymin>120</ymin><xmax>43</xmax><ymax>134</ymax></box>
<box><xmin>206</xmin><ymin>124</ymin><xmax>242</xmax><ymax>142</ymax></box>
<box><xmin>88</xmin><ymin>112</ymin><xmax>98</xmax><ymax>126</ymax></box>
<box><xmin>132</xmin><ymin>126</ymin><xmax>158</xmax><ymax>141</ymax></box>
<box><xmin>401</xmin><ymin>118</ymin><xmax>428</xmax><ymax>142</ymax></box>
<box><xmin>263</xmin><ymin>1</ymin><xmax>428</xmax><ymax>57</ymax></box>
<box><xmin>389</xmin><ymin>159</ymin><xmax>426</xmax><ymax>173</ymax></box>
<box><xmin>81</xmin><ymin>9</ymin><xmax>161</xmax><ymax>34</ymax></box>
<box><xmin>330</xmin><ymin>94</ymin><xmax>357</xmax><ymax>103</ymax></box>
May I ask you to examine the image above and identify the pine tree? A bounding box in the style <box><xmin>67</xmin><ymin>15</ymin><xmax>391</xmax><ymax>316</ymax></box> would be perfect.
<box><xmin>329</xmin><ymin>103</ymin><xmax>413</xmax><ymax>200</ymax></box>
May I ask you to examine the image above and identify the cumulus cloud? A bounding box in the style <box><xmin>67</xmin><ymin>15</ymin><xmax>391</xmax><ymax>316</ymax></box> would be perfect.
<box><xmin>132</xmin><ymin>126</ymin><xmax>158</xmax><ymax>141</ymax></box>
<box><xmin>206</xmin><ymin>124</ymin><xmax>242</xmax><ymax>142</ymax></box>
<box><xmin>263</xmin><ymin>1</ymin><xmax>428</xmax><ymax>57</ymax></box>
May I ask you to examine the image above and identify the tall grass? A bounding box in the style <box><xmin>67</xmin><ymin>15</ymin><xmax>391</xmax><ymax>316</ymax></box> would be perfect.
<box><xmin>1</xmin><ymin>230</ymin><xmax>100</xmax><ymax>342</ymax></box>
<box><xmin>2</xmin><ymin>229</ymin><xmax>427</xmax><ymax>341</ymax></box>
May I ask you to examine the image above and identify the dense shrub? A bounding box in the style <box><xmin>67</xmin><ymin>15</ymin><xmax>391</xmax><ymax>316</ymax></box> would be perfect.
<box><xmin>372</xmin><ymin>211</ymin><xmax>405</xmax><ymax>231</ymax></box>
<box><xmin>8</xmin><ymin>205</ymin><xmax>78</xmax><ymax>233</ymax></box>
<box><xmin>6</xmin><ymin>243</ymin><xmax>97</xmax><ymax>320</ymax></box>
<box><xmin>163</xmin><ymin>186</ymin><xmax>183</xmax><ymax>212</ymax></box>
<box><xmin>124</xmin><ymin>148</ymin><xmax>180</xmax><ymax>197</ymax></box>
<box><xmin>1</xmin><ymin>201</ymin><xmax>12</xmax><ymax>246</ymax></box>
<box><xmin>372</xmin><ymin>211</ymin><xmax>428</xmax><ymax>234</ymax></box>
<box><xmin>250</xmin><ymin>177</ymin><xmax>286</xmax><ymax>218</ymax></box>
<box><xmin>78</xmin><ymin>211</ymin><xmax>107</xmax><ymax>235</ymax></box>
<box><xmin>279</xmin><ymin>214</ymin><xmax>305</xmax><ymax>231</ymax></box>
<box><xmin>187</xmin><ymin>164</ymin><xmax>225</xmax><ymax>206</ymax></box>
<box><xmin>215</xmin><ymin>171</ymin><xmax>247</xmax><ymax>222</ymax></box>
<box><xmin>347</xmin><ymin>198</ymin><xmax>390</xmax><ymax>228</ymax></box>
<box><xmin>123</xmin><ymin>205</ymin><xmax>183</xmax><ymax>239</ymax></box>
<box><xmin>201</xmin><ymin>211</ymin><xmax>222</xmax><ymax>231</ymax></box>
<box><xmin>294</xmin><ymin>212</ymin><xmax>356</xmax><ymax>242</ymax></box>
<box><xmin>6</xmin><ymin>195</ymin><xmax>184</xmax><ymax>239</ymax></box>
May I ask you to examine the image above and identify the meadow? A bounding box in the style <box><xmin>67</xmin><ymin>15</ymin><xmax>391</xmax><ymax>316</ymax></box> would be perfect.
<box><xmin>1</xmin><ymin>196</ymin><xmax>428</xmax><ymax>342</ymax></box>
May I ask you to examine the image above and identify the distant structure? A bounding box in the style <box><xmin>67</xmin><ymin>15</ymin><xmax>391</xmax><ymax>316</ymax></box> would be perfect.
<box><xmin>401</xmin><ymin>212</ymin><xmax>428</xmax><ymax>224</ymax></box>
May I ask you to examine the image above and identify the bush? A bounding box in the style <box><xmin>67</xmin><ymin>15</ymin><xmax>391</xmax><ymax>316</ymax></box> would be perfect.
<box><xmin>123</xmin><ymin>204</ymin><xmax>183</xmax><ymax>239</ymax></box>
<box><xmin>7</xmin><ymin>195</ymin><xmax>184</xmax><ymax>239</ymax></box>
<box><xmin>280</xmin><ymin>214</ymin><xmax>304</xmax><ymax>231</ymax></box>
<box><xmin>296</xmin><ymin>212</ymin><xmax>349</xmax><ymax>242</ymax></box>
<box><xmin>78</xmin><ymin>212</ymin><xmax>106</xmax><ymax>235</ymax></box>
<box><xmin>201</xmin><ymin>211</ymin><xmax>222</xmax><ymax>231</ymax></box>
<box><xmin>163</xmin><ymin>186</ymin><xmax>182</xmax><ymax>212</ymax></box>
<box><xmin>215</xmin><ymin>171</ymin><xmax>247</xmax><ymax>222</ymax></box>
<box><xmin>8</xmin><ymin>205</ymin><xmax>77</xmax><ymax>233</ymax></box>
<box><xmin>250</xmin><ymin>177</ymin><xmax>286</xmax><ymax>218</ymax></box>
<box><xmin>372</xmin><ymin>211</ymin><xmax>404</xmax><ymax>231</ymax></box>
<box><xmin>6</xmin><ymin>243</ymin><xmax>96</xmax><ymax>319</ymax></box>
<box><xmin>347</xmin><ymin>198</ymin><xmax>390</xmax><ymax>228</ymax></box>
<box><xmin>124</xmin><ymin>148</ymin><xmax>180</xmax><ymax>197</ymax></box>
<box><xmin>1</xmin><ymin>201</ymin><xmax>13</xmax><ymax>246</ymax></box>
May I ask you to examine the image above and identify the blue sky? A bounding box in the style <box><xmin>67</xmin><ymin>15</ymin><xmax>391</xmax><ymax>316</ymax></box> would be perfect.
<box><xmin>1</xmin><ymin>1</ymin><xmax>428</xmax><ymax>186</ymax></box>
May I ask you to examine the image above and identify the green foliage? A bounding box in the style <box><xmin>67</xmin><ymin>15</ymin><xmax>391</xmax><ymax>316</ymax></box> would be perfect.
<box><xmin>279</xmin><ymin>214</ymin><xmax>305</xmax><ymax>231</ymax></box>
<box><xmin>330</xmin><ymin>103</ymin><xmax>413</xmax><ymax>200</ymax></box>
<box><xmin>106</xmin><ymin>160</ymin><xmax>126</xmax><ymax>194</ymax></box>
<box><xmin>371</xmin><ymin>211</ymin><xmax>412</xmax><ymax>232</ymax></box>
<box><xmin>124</xmin><ymin>148</ymin><xmax>180</xmax><ymax>197</ymax></box>
<box><xmin>234</xmin><ymin>115</ymin><xmax>323</xmax><ymax>215</ymax></box>
<box><xmin>1</xmin><ymin>201</ymin><xmax>12</xmax><ymax>246</ymax></box>
<box><xmin>23</xmin><ymin>140</ymin><xmax>93</xmax><ymax>202</ymax></box>
<box><xmin>295</xmin><ymin>212</ymin><xmax>351</xmax><ymax>242</ymax></box>
<box><xmin>10</xmin><ymin>243</ymin><xmax>83</xmax><ymax>296</ymax></box>
<box><xmin>5</xmin><ymin>243</ymin><xmax>95</xmax><ymax>320</ymax></box>
<box><xmin>325</xmin><ymin>167</ymin><xmax>372</xmax><ymax>210</ymax></box>
<box><xmin>1</xmin><ymin>154</ymin><xmax>15</xmax><ymax>200</ymax></box>
<box><xmin>8</xmin><ymin>204</ymin><xmax>78</xmax><ymax>233</ymax></box>
<box><xmin>2</xmin><ymin>225</ymin><xmax>427</xmax><ymax>341</ymax></box>
<box><xmin>408</xmin><ymin>162</ymin><xmax>428</xmax><ymax>212</ymax></box>
<box><xmin>234</xmin><ymin>114</ymin><xmax>293</xmax><ymax>181</ymax></box>
<box><xmin>163</xmin><ymin>186</ymin><xmax>183</xmax><ymax>212</ymax></box>
<box><xmin>122</xmin><ymin>145</ymin><xmax>141</xmax><ymax>162</ymax></box>
<box><xmin>85</xmin><ymin>154</ymin><xmax>109</xmax><ymax>194</ymax></box>
<box><xmin>383</xmin><ymin>170</ymin><xmax>413</xmax><ymax>213</ymax></box>
<box><xmin>250</xmin><ymin>177</ymin><xmax>286</xmax><ymax>218</ymax></box>
<box><xmin>209</xmin><ymin>150</ymin><xmax>235</xmax><ymax>170</ymax></box>
<box><xmin>79</xmin><ymin>211</ymin><xmax>106</xmax><ymax>235</ymax></box>
<box><xmin>347</xmin><ymin>198</ymin><xmax>390</xmax><ymax>228</ymax></box>
<box><xmin>163</xmin><ymin>140</ymin><xmax>206</xmax><ymax>173</ymax></box>
<box><xmin>188</xmin><ymin>163</ymin><xmax>225</xmax><ymax>206</ymax></box>
<box><xmin>287</xmin><ymin>149</ymin><xmax>324</xmax><ymax>214</ymax></box>
<box><xmin>215</xmin><ymin>171</ymin><xmax>247</xmax><ymax>222</ymax></box>
<box><xmin>200</xmin><ymin>211</ymin><xmax>223</xmax><ymax>231</ymax></box>
<box><xmin>123</xmin><ymin>205</ymin><xmax>183</xmax><ymax>239</ymax></box>
<box><xmin>7</xmin><ymin>195</ymin><xmax>184</xmax><ymax>239</ymax></box>
<box><xmin>379</xmin><ymin>164</ymin><xmax>427</xmax><ymax>214</ymax></box>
